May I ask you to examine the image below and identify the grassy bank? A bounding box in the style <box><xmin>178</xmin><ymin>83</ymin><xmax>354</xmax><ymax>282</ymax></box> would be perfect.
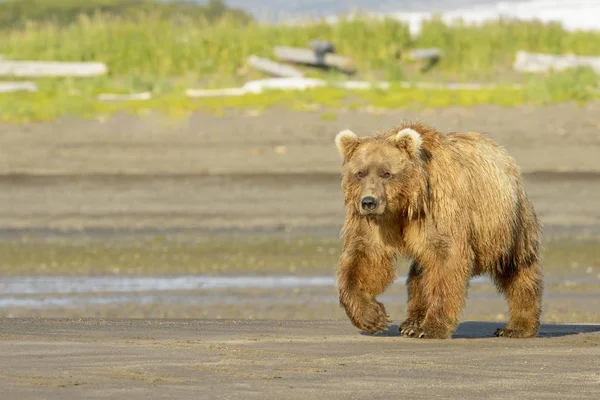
<box><xmin>0</xmin><ymin>12</ymin><xmax>599</xmax><ymax>122</ymax></box>
<box><xmin>2</xmin><ymin>13</ymin><xmax>600</xmax><ymax>78</ymax></box>
<box><xmin>3</xmin><ymin>13</ymin><xmax>600</xmax><ymax>78</ymax></box>
<box><xmin>0</xmin><ymin>69</ymin><xmax>597</xmax><ymax>123</ymax></box>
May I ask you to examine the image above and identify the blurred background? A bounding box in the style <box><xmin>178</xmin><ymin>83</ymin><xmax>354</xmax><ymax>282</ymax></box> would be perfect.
<box><xmin>0</xmin><ymin>0</ymin><xmax>599</xmax><ymax>325</ymax></box>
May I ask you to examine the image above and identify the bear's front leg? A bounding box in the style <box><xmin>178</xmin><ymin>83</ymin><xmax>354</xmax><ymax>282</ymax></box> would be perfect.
<box><xmin>399</xmin><ymin>261</ymin><xmax>427</xmax><ymax>336</ymax></box>
<box><xmin>404</xmin><ymin>255</ymin><xmax>471</xmax><ymax>339</ymax></box>
<box><xmin>337</xmin><ymin>244</ymin><xmax>395</xmax><ymax>334</ymax></box>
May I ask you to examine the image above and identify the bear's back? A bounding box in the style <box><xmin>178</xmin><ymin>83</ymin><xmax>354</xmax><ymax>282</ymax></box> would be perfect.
<box><xmin>422</xmin><ymin>130</ymin><xmax>525</xmax><ymax>265</ymax></box>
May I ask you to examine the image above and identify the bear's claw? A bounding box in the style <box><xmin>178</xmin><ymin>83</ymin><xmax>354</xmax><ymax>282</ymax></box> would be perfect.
<box><xmin>494</xmin><ymin>327</ymin><xmax>536</xmax><ymax>338</ymax></box>
<box><xmin>399</xmin><ymin>318</ymin><xmax>421</xmax><ymax>336</ymax></box>
<box><xmin>355</xmin><ymin>301</ymin><xmax>391</xmax><ymax>334</ymax></box>
<box><xmin>401</xmin><ymin>324</ymin><xmax>450</xmax><ymax>339</ymax></box>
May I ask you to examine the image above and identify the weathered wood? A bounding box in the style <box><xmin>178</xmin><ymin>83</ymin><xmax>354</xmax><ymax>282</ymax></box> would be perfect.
<box><xmin>398</xmin><ymin>81</ymin><xmax>522</xmax><ymax>90</ymax></box>
<box><xmin>404</xmin><ymin>48</ymin><xmax>442</xmax><ymax>61</ymax></box>
<box><xmin>0</xmin><ymin>81</ymin><xmax>38</xmax><ymax>93</ymax></box>
<box><xmin>308</xmin><ymin>40</ymin><xmax>336</xmax><ymax>55</ymax></box>
<box><xmin>186</xmin><ymin>87</ymin><xmax>247</xmax><ymax>98</ymax></box>
<box><xmin>337</xmin><ymin>81</ymin><xmax>390</xmax><ymax>90</ymax></box>
<box><xmin>97</xmin><ymin>92</ymin><xmax>152</xmax><ymax>102</ymax></box>
<box><xmin>401</xmin><ymin>48</ymin><xmax>442</xmax><ymax>72</ymax></box>
<box><xmin>242</xmin><ymin>77</ymin><xmax>326</xmax><ymax>94</ymax></box>
<box><xmin>274</xmin><ymin>46</ymin><xmax>356</xmax><ymax>74</ymax></box>
<box><xmin>513</xmin><ymin>51</ymin><xmax>600</xmax><ymax>73</ymax></box>
<box><xmin>0</xmin><ymin>61</ymin><xmax>108</xmax><ymax>77</ymax></box>
<box><xmin>247</xmin><ymin>55</ymin><xmax>304</xmax><ymax>78</ymax></box>
<box><xmin>185</xmin><ymin>77</ymin><xmax>523</xmax><ymax>98</ymax></box>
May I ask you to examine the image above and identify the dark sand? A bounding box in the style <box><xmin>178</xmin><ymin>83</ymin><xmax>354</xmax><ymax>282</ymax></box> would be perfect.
<box><xmin>0</xmin><ymin>319</ymin><xmax>599</xmax><ymax>399</ymax></box>
<box><xmin>2</xmin><ymin>104</ymin><xmax>600</xmax><ymax>232</ymax></box>
<box><xmin>2</xmin><ymin>103</ymin><xmax>600</xmax><ymax>176</ymax></box>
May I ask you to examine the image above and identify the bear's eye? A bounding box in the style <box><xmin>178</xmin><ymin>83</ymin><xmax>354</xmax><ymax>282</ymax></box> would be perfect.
<box><xmin>382</xmin><ymin>172</ymin><xmax>392</xmax><ymax>179</ymax></box>
<box><xmin>356</xmin><ymin>171</ymin><xmax>365</xmax><ymax>179</ymax></box>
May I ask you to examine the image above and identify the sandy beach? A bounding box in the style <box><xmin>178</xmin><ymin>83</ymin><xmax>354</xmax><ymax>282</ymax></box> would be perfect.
<box><xmin>0</xmin><ymin>319</ymin><xmax>599</xmax><ymax>399</ymax></box>
<box><xmin>1</xmin><ymin>104</ymin><xmax>599</xmax><ymax>397</ymax></box>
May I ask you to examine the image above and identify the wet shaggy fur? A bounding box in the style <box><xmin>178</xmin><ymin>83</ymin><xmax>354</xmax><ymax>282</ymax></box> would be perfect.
<box><xmin>334</xmin><ymin>121</ymin><xmax>543</xmax><ymax>339</ymax></box>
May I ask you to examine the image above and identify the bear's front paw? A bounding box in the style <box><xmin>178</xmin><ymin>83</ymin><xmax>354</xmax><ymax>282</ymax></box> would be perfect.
<box><xmin>494</xmin><ymin>327</ymin><xmax>537</xmax><ymax>338</ymax></box>
<box><xmin>399</xmin><ymin>318</ymin><xmax>421</xmax><ymax>335</ymax></box>
<box><xmin>402</xmin><ymin>324</ymin><xmax>450</xmax><ymax>339</ymax></box>
<box><xmin>353</xmin><ymin>300</ymin><xmax>391</xmax><ymax>334</ymax></box>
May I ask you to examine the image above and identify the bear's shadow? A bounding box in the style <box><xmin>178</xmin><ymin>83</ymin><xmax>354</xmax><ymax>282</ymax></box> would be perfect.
<box><xmin>361</xmin><ymin>321</ymin><xmax>600</xmax><ymax>339</ymax></box>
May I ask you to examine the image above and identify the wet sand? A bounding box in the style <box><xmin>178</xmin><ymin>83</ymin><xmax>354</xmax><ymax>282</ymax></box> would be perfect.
<box><xmin>3</xmin><ymin>171</ymin><xmax>600</xmax><ymax>231</ymax></box>
<box><xmin>0</xmin><ymin>319</ymin><xmax>599</xmax><ymax>399</ymax></box>
<box><xmin>2</xmin><ymin>103</ymin><xmax>600</xmax><ymax>233</ymax></box>
<box><xmin>1</xmin><ymin>106</ymin><xmax>600</xmax><ymax>319</ymax></box>
<box><xmin>2</xmin><ymin>104</ymin><xmax>600</xmax><ymax>176</ymax></box>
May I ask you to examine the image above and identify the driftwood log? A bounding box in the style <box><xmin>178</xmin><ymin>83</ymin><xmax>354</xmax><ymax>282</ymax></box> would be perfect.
<box><xmin>0</xmin><ymin>61</ymin><xmax>108</xmax><ymax>77</ymax></box>
<box><xmin>247</xmin><ymin>55</ymin><xmax>304</xmax><ymax>78</ymax></box>
<box><xmin>308</xmin><ymin>40</ymin><xmax>336</xmax><ymax>56</ymax></box>
<box><xmin>403</xmin><ymin>48</ymin><xmax>442</xmax><ymax>62</ymax></box>
<box><xmin>97</xmin><ymin>92</ymin><xmax>152</xmax><ymax>102</ymax></box>
<box><xmin>401</xmin><ymin>48</ymin><xmax>442</xmax><ymax>72</ymax></box>
<box><xmin>185</xmin><ymin>77</ymin><xmax>523</xmax><ymax>98</ymax></box>
<box><xmin>0</xmin><ymin>81</ymin><xmax>38</xmax><ymax>93</ymax></box>
<box><xmin>274</xmin><ymin>46</ymin><xmax>356</xmax><ymax>75</ymax></box>
<box><xmin>513</xmin><ymin>51</ymin><xmax>600</xmax><ymax>73</ymax></box>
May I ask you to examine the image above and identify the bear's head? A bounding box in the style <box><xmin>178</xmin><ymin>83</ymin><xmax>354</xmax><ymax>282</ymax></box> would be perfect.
<box><xmin>335</xmin><ymin>126</ymin><xmax>429</xmax><ymax>219</ymax></box>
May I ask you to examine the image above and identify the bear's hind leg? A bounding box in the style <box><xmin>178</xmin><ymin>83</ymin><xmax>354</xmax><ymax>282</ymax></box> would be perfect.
<box><xmin>399</xmin><ymin>261</ymin><xmax>427</xmax><ymax>335</ymax></box>
<box><xmin>494</xmin><ymin>262</ymin><xmax>543</xmax><ymax>338</ymax></box>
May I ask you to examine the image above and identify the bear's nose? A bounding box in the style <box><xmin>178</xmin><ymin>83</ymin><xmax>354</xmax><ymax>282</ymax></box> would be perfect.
<box><xmin>361</xmin><ymin>196</ymin><xmax>378</xmax><ymax>211</ymax></box>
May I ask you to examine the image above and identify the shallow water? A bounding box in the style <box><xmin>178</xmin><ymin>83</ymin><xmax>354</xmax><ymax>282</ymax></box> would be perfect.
<box><xmin>0</xmin><ymin>274</ymin><xmax>489</xmax><ymax>309</ymax></box>
<box><xmin>0</xmin><ymin>230</ymin><xmax>598</xmax><ymax>320</ymax></box>
<box><xmin>2</xmin><ymin>273</ymin><xmax>598</xmax><ymax>313</ymax></box>
<box><xmin>0</xmin><ymin>275</ymin><xmax>345</xmax><ymax>296</ymax></box>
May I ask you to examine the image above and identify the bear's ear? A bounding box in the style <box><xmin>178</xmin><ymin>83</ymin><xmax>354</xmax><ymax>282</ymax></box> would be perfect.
<box><xmin>393</xmin><ymin>128</ymin><xmax>423</xmax><ymax>157</ymax></box>
<box><xmin>335</xmin><ymin>129</ymin><xmax>359</xmax><ymax>160</ymax></box>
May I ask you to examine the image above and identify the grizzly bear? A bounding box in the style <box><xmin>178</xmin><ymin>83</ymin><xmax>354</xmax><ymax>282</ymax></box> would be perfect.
<box><xmin>334</xmin><ymin>120</ymin><xmax>543</xmax><ymax>339</ymax></box>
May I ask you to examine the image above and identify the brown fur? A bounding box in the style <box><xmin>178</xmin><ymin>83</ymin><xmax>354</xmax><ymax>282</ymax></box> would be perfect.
<box><xmin>334</xmin><ymin>121</ymin><xmax>543</xmax><ymax>339</ymax></box>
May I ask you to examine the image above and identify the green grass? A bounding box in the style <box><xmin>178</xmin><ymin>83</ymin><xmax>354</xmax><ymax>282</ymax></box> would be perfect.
<box><xmin>0</xmin><ymin>13</ymin><xmax>411</xmax><ymax>78</ymax></box>
<box><xmin>523</xmin><ymin>66</ymin><xmax>600</xmax><ymax>103</ymax></box>
<box><xmin>1</xmin><ymin>69</ymin><xmax>597</xmax><ymax>124</ymax></box>
<box><xmin>0</xmin><ymin>13</ymin><xmax>599</xmax><ymax>122</ymax></box>
<box><xmin>3</xmin><ymin>13</ymin><xmax>599</xmax><ymax>79</ymax></box>
<box><xmin>415</xmin><ymin>18</ymin><xmax>600</xmax><ymax>78</ymax></box>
